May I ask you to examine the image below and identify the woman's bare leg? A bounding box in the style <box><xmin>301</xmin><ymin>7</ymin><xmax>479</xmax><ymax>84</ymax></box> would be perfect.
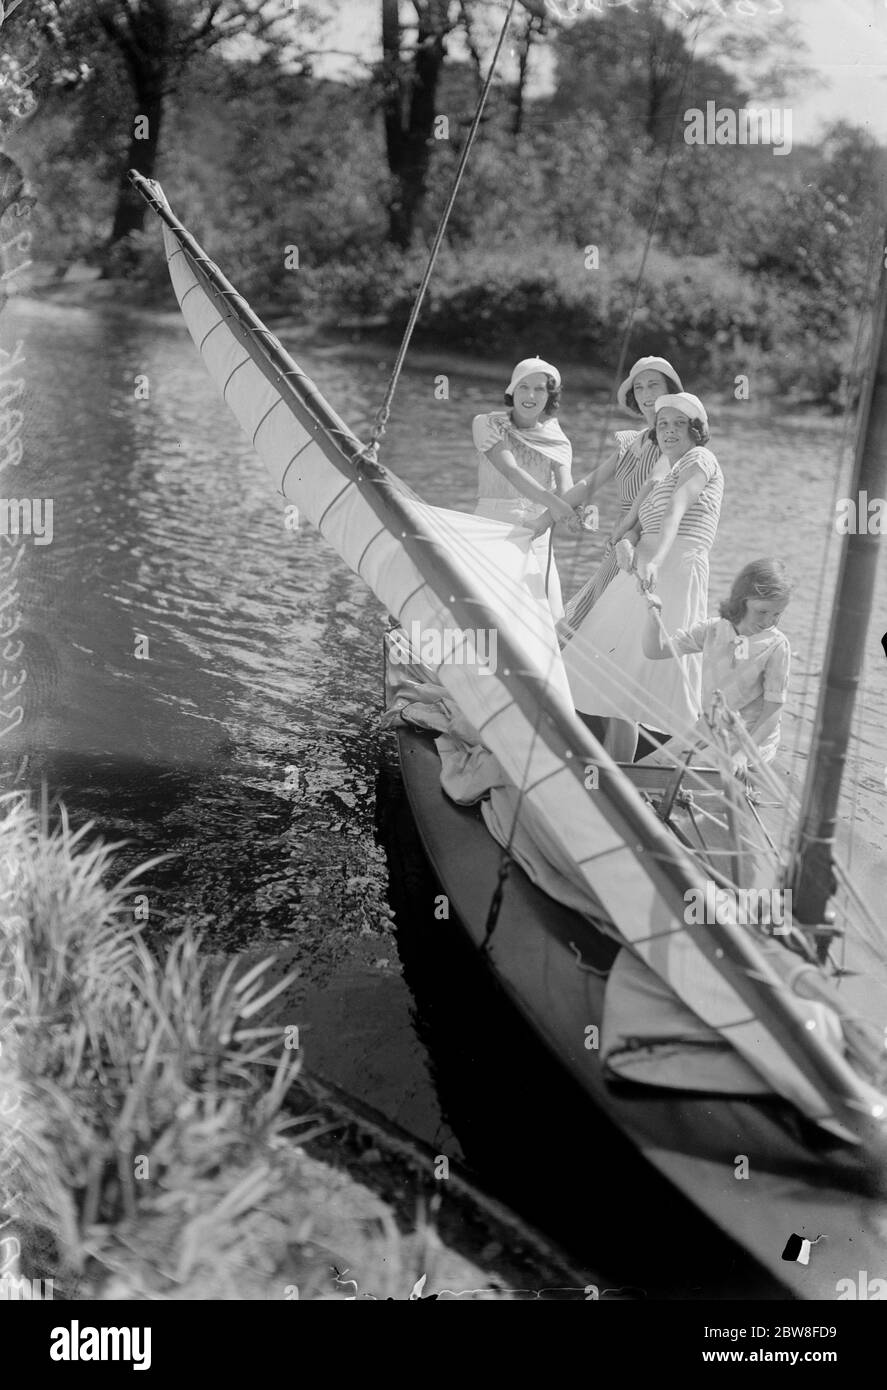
<box><xmin>604</xmin><ymin>718</ymin><xmax>638</xmax><ymax>763</ymax></box>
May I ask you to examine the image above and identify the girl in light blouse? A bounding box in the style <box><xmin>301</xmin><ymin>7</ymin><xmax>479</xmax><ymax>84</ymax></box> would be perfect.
<box><xmin>641</xmin><ymin>558</ymin><xmax>793</xmax><ymax>774</ymax></box>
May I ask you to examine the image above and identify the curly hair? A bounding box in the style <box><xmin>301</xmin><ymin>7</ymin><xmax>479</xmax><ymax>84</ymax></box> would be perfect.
<box><xmin>719</xmin><ymin>559</ymin><xmax>794</xmax><ymax>625</ymax></box>
<box><xmin>504</xmin><ymin>376</ymin><xmax>562</xmax><ymax>418</ymax></box>
<box><xmin>654</xmin><ymin>412</ymin><xmax>711</xmax><ymax>447</ymax></box>
<box><xmin>624</xmin><ymin>370</ymin><xmax>682</xmax><ymax>417</ymax></box>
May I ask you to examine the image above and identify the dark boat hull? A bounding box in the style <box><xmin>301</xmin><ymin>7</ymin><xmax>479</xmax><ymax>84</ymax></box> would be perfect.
<box><xmin>396</xmin><ymin>724</ymin><xmax>887</xmax><ymax>1301</ymax></box>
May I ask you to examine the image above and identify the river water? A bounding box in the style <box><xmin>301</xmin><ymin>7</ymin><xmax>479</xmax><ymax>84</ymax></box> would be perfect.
<box><xmin>5</xmin><ymin>296</ymin><xmax>887</xmax><ymax>1296</ymax></box>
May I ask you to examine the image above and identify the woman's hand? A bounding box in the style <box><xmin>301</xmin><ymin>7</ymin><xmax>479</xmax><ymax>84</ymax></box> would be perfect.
<box><xmin>529</xmin><ymin>510</ymin><xmax>554</xmax><ymax>539</ymax></box>
<box><xmin>731</xmin><ymin>751</ymin><xmax>750</xmax><ymax>781</ymax></box>
<box><xmin>614</xmin><ymin>538</ymin><xmax>635</xmax><ymax>572</ymax></box>
<box><xmin>640</xmin><ymin>559</ymin><xmax>659</xmax><ymax>590</ymax></box>
<box><xmin>548</xmin><ymin>494</ymin><xmax>577</xmax><ymax>524</ymax></box>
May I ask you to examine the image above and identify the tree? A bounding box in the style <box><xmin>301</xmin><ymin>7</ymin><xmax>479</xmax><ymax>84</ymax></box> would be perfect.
<box><xmin>509</xmin><ymin>7</ymin><xmax>544</xmax><ymax>138</ymax></box>
<box><xmin>377</xmin><ymin>0</ymin><xmax>545</xmax><ymax>248</ymax></box>
<box><xmin>379</xmin><ymin>0</ymin><xmax>458</xmax><ymax>249</ymax></box>
<box><xmin>544</xmin><ymin>3</ymin><xmax>812</xmax><ymax>150</ymax></box>
<box><xmin>11</xmin><ymin>0</ymin><xmax>317</xmax><ymax>260</ymax></box>
<box><xmin>456</xmin><ymin>0</ymin><xmax>546</xmax><ymax>136</ymax></box>
<box><xmin>545</xmin><ymin>7</ymin><xmax>749</xmax><ymax>148</ymax></box>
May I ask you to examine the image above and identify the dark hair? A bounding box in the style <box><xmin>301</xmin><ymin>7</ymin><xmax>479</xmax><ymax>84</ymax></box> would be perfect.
<box><xmin>504</xmin><ymin>375</ymin><xmax>561</xmax><ymax>418</ymax></box>
<box><xmin>624</xmin><ymin>370</ymin><xmax>682</xmax><ymax>417</ymax></box>
<box><xmin>654</xmin><ymin>412</ymin><xmax>711</xmax><ymax>446</ymax></box>
<box><xmin>719</xmin><ymin>559</ymin><xmax>794</xmax><ymax>625</ymax></box>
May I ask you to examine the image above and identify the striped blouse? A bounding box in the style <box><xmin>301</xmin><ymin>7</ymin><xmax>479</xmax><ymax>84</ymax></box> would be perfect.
<box><xmin>613</xmin><ymin>429</ymin><xmax>662</xmax><ymax>509</ymax></box>
<box><xmin>638</xmin><ymin>446</ymin><xmax>723</xmax><ymax>551</ymax></box>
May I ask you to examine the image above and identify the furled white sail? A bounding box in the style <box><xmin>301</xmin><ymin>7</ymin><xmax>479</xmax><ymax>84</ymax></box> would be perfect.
<box><xmin>150</xmin><ymin>192</ymin><xmax>887</xmax><ymax>1149</ymax></box>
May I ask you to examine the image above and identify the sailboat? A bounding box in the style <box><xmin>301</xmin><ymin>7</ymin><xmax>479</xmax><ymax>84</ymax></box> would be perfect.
<box><xmin>130</xmin><ymin>171</ymin><xmax>887</xmax><ymax>1300</ymax></box>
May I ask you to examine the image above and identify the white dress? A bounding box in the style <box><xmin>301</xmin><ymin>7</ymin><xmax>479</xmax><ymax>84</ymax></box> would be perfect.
<box><xmin>562</xmin><ymin>447</ymin><xmax>724</xmax><ymax>734</ymax></box>
<box><xmin>472</xmin><ymin>412</ymin><xmax>570</xmax><ymax>620</ymax></box>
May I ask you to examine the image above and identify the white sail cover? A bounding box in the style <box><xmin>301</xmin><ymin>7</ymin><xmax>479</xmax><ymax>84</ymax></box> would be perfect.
<box><xmin>159</xmin><ymin>216</ymin><xmax>887</xmax><ymax>1145</ymax></box>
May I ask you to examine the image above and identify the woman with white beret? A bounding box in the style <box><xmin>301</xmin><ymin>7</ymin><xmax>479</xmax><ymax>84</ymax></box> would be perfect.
<box><xmin>562</xmin><ymin>391</ymin><xmax>724</xmax><ymax>762</ymax></box>
<box><xmin>538</xmin><ymin>355</ymin><xmax>684</xmax><ymax>640</ymax></box>
<box><xmin>472</xmin><ymin>357</ymin><xmax>575</xmax><ymax>618</ymax></box>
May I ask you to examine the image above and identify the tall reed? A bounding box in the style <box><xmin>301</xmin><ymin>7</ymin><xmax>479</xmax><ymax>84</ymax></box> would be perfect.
<box><xmin>0</xmin><ymin>790</ymin><xmax>310</xmax><ymax>1296</ymax></box>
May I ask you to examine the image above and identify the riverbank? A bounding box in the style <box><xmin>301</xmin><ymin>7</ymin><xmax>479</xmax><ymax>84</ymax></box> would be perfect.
<box><xmin>13</xmin><ymin>268</ymin><xmax>840</xmax><ymax>422</ymax></box>
<box><xmin>1</xmin><ymin>791</ymin><xmax>590</xmax><ymax>1301</ymax></box>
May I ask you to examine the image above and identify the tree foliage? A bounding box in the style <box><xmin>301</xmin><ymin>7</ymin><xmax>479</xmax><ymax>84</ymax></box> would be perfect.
<box><xmin>4</xmin><ymin>0</ymin><xmax>879</xmax><ymax>405</ymax></box>
<box><xmin>6</xmin><ymin>0</ymin><xmax>321</xmax><ymax>257</ymax></box>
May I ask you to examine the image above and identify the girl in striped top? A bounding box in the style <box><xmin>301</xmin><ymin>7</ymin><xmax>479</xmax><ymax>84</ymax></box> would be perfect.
<box><xmin>532</xmin><ymin>356</ymin><xmax>683</xmax><ymax>642</ymax></box>
<box><xmin>562</xmin><ymin>392</ymin><xmax>724</xmax><ymax>762</ymax></box>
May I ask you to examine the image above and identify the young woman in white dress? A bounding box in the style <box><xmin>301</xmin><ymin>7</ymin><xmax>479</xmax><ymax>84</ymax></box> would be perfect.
<box><xmin>472</xmin><ymin>357</ymin><xmax>574</xmax><ymax>619</ymax></box>
<box><xmin>532</xmin><ymin>356</ymin><xmax>684</xmax><ymax>641</ymax></box>
<box><xmin>562</xmin><ymin>392</ymin><xmax>725</xmax><ymax>762</ymax></box>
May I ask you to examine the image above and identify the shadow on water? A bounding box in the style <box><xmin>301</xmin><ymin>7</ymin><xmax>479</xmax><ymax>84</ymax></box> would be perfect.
<box><xmin>17</xmin><ymin>742</ymin><xmax>384</xmax><ymax>955</ymax></box>
<box><xmin>374</xmin><ymin>746</ymin><xmax>791</xmax><ymax>1302</ymax></box>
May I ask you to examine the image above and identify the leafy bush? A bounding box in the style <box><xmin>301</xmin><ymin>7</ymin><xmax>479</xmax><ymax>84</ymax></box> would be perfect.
<box><xmin>316</xmin><ymin>235</ymin><xmax>847</xmax><ymax>402</ymax></box>
<box><xmin>0</xmin><ymin>792</ymin><xmax>306</xmax><ymax>1293</ymax></box>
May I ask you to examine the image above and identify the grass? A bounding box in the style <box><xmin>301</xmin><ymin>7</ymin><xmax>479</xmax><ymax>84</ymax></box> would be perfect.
<box><xmin>0</xmin><ymin>789</ymin><xmax>592</xmax><ymax>1299</ymax></box>
<box><xmin>0</xmin><ymin>788</ymin><xmax>326</xmax><ymax>1297</ymax></box>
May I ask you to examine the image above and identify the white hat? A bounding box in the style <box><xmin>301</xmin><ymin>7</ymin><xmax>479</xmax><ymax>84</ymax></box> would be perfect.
<box><xmin>506</xmin><ymin>357</ymin><xmax>561</xmax><ymax>397</ymax></box>
<box><xmin>616</xmin><ymin>356</ymin><xmax>683</xmax><ymax>412</ymax></box>
<box><xmin>654</xmin><ymin>392</ymin><xmax>708</xmax><ymax>428</ymax></box>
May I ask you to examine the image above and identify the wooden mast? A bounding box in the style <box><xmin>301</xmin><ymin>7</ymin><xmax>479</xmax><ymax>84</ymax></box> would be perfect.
<box><xmin>791</xmin><ymin>231</ymin><xmax>887</xmax><ymax>926</ymax></box>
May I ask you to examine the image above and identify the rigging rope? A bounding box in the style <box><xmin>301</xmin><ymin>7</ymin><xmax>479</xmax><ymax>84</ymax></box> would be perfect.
<box><xmin>363</xmin><ymin>0</ymin><xmax>520</xmax><ymax>461</ymax></box>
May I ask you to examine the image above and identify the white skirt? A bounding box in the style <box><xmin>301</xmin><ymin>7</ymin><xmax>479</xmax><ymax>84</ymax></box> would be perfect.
<box><xmin>561</xmin><ymin>533</ymin><xmax>709</xmax><ymax>733</ymax></box>
<box><xmin>474</xmin><ymin>498</ymin><xmax>564</xmax><ymax>620</ymax></box>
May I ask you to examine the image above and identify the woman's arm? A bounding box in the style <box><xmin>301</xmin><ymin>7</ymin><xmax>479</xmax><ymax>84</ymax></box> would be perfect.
<box><xmin>531</xmin><ymin>446</ymin><xmax>622</xmax><ymax>536</ymax></box>
<box><xmin>641</xmin><ymin>464</ymin><xmax>708</xmax><ymax>584</ymax></box>
<box><xmin>641</xmin><ymin>611</ymin><xmax>707</xmax><ymax>662</ymax></box>
<box><xmin>550</xmin><ymin>445</ymin><xmax>620</xmax><ymax>510</ymax></box>
<box><xmin>484</xmin><ymin>441</ymin><xmax>575</xmax><ymax>520</ymax></box>
<box><xmin>552</xmin><ymin>460</ymin><xmax>574</xmax><ymax>494</ymax></box>
<box><xmin>611</xmin><ymin>475</ymin><xmax>655</xmax><ymax>543</ymax></box>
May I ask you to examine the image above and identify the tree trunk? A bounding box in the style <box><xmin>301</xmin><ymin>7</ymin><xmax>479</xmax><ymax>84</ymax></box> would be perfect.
<box><xmin>381</xmin><ymin>0</ymin><xmax>450</xmax><ymax>250</ymax></box>
<box><xmin>108</xmin><ymin>83</ymin><xmax>164</xmax><ymax>251</ymax></box>
<box><xmin>511</xmin><ymin>16</ymin><xmax>537</xmax><ymax>139</ymax></box>
<box><xmin>99</xmin><ymin>0</ymin><xmax>171</xmax><ymax>265</ymax></box>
